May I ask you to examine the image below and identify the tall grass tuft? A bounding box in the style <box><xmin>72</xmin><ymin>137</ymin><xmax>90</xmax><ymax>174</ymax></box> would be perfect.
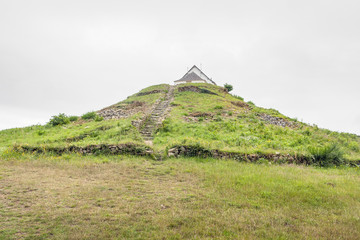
<box><xmin>308</xmin><ymin>144</ymin><xmax>345</xmax><ymax>167</ymax></box>
<box><xmin>82</xmin><ymin>111</ymin><xmax>97</xmax><ymax>120</ymax></box>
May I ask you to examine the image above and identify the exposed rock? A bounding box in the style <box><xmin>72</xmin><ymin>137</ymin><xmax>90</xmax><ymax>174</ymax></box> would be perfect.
<box><xmin>131</xmin><ymin>120</ymin><xmax>142</xmax><ymax>128</ymax></box>
<box><xmin>189</xmin><ymin>112</ymin><xmax>213</xmax><ymax>118</ymax></box>
<box><xmin>97</xmin><ymin>101</ymin><xmax>147</xmax><ymax>120</ymax></box>
<box><xmin>231</xmin><ymin>101</ymin><xmax>251</xmax><ymax>109</ymax></box>
<box><xmin>166</xmin><ymin>145</ymin><xmax>311</xmax><ymax>165</ymax></box>
<box><xmin>258</xmin><ymin>113</ymin><xmax>299</xmax><ymax>128</ymax></box>
<box><xmin>178</xmin><ymin>86</ymin><xmax>218</xmax><ymax>95</ymax></box>
<box><xmin>125</xmin><ymin>101</ymin><xmax>145</xmax><ymax>109</ymax></box>
<box><xmin>167</xmin><ymin>147</ymin><xmax>178</xmax><ymax>157</ymax></box>
<box><xmin>15</xmin><ymin>143</ymin><xmax>154</xmax><ymax>157</ymax></box>
<box><xmin>137</xmin><ymin>90</ymin><xmax>163</xmax><ymax>96</ymax></box>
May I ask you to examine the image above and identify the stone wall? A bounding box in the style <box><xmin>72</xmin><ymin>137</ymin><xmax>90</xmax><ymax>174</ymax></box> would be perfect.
<box><xmin>15</xmin><ymin>143</ymin><xmax>154</xmax><ymax>157</ymax></box>
<box><xmin>167</xmin><ymin>145</ymin><xmax>310</xmax><ymax>164</ymax></box>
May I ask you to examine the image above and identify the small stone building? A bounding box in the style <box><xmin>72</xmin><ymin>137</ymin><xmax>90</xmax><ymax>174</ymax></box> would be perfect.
<box><xmin>174</xmin><ymin>65</ymin><xmax>217</xmax><ymax>85</ymax></box>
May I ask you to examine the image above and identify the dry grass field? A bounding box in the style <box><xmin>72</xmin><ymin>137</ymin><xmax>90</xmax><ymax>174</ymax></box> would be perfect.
<box><xmin>1</xmin><ymin>155</ymin><xmax>359</xmax><ymax>239</ymax></box>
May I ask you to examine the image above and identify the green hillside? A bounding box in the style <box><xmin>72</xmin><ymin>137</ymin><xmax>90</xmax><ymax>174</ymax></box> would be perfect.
<box><xmin>1</xmin><ymin>83</ymin><xmax>360</xmax><ymax>239</ymax></box>
<box><xmin>1</xmin><ymin>83</ymin><xmax>359</xmax><ymax>164</ymax></box>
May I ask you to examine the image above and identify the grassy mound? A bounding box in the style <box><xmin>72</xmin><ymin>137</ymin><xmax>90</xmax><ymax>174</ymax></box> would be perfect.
<box><xmin>154</xmin><ymin>83</ymin><xmax>360</xmax><ymax>163</ymax></box>
<box><xmin>0</xmin><ymin>83</ymin><xmax>359</xmax><ymax>164</ymax></box>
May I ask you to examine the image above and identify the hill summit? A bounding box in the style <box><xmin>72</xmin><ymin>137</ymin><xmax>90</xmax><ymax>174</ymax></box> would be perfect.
<box><xmin>1</xmin><ymin>83</ymin><xmax>359</xmax><ymax>165</ymax></box>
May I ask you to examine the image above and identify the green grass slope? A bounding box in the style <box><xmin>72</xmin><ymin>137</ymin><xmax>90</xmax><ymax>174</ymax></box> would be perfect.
<box><xmin>0</xmin><ymin>84</ymin><xmax>169</xmax><ymax>151</ymax></box>
<box><xmin>0</xmin><ymin>83</ymin><xmax>359</xmax><ymax>163</ymax></box>
<box><xmin>154</xmin><ymin>83</ymin><xmax>360</xmax><ymax>162</ymax></box>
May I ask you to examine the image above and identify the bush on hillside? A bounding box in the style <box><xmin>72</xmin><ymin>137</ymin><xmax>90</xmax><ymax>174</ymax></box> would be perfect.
<box><xmin>308</xmin><ymin>144</ymin><xmax>345</xmax><ymax>167</ymax></box>
<box><xmin>224</xmin><ymin>83</ymin><xmax>233</xmax><ymax>92</ymax></box>
<box><xmin>48</xmin><ymin>113</ymin><xmax>70</xmax><ymax>126</ymax></box>
<box><xmin>69</xmin><ymin>116</ymin><xmax>79</xmax><ymax>122</ymax></box>
<box><xmin>232</xmin><ymin>94</ymin><xmax>244</xmax><ymax>101</ymax></box>
<box><xmin>81</xmin><ymin>111</ymin><xmax>97</xmax><ymax>120</ymax></box>
<box><xmin>247</xmin><ymin>101</ymin><xmax>255</xmax><ymax>106</ymax></box>
<box><xmin>94</xmin><ymin>115</ymin><xmax>104</xmax><ymax>122</ymax></box>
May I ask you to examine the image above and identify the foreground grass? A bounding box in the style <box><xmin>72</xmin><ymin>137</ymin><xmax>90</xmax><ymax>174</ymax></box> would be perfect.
<box><xmin>1</xmin><ymin>155</ymin><xmax>359</xmax><ymax>239</ymax></box>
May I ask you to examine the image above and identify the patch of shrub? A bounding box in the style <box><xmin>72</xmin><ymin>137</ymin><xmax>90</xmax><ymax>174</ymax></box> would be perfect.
<box><xmin>232</xmin><ymin>95</ymin><xmax>244</xmax><ymax>101</ymax></box>
<box><xmin>170</xmin><ymin>102</ymin><xmax>180</xmax><ymax>107</ymax></box>
<box><xmin>247</xmin><ymin>101</ymin><xmax>255</xmax><ymax>106</ymax></box>
<box><xmin>82</xmin><ymin>111</ymin><xmax>97</xmax><ymax>120</ymax></box>
<box><xmin>69</xmin><ymin>116</ymin><xmax>79</xmax><ymax>122</ymax></box>
<box><xmin>95</xmin><ymin>115</ymin><xmax>104</xmax><ymax>122</ymax></box>
<box><xmin>214</xmin><ymin>105</ymin><xmax>223</xmax><ymax>110</ymax></box>
<box><xmin>36</xmin><ymin>130</ymin><xmax>46</xmax><ymax>136</ymax></box>
<box><xmin>256</xmin><ymin>158</ymin><xmax>269</xmax><ymax>164</ymax></box>
<box><xmin>160</xmin><ymin>119</ymin><xmax>171</xmax><ymax>133</ymax></box>
<box><xmin>48</xmin><ymin>113</ymin><xmax>70</xmax><ymax>126</ymax></box>
<box><xmin>224</xmin><ymin>83</ymin><xmax>233</xmax><ymax>92</ymax></box>
<box><xmin>308</xmin><ymin>144</ymin><xmax>345</xmax><ymax>167</ymax></box>
<box><xmin>214</xmin><ymin>116</ymin><xmax>223</xmax><ymax>122</ymax></box>
<box><xmin>302</xmin><ymin>129</ymin><xmax>312</xmax><ymax>136</ymax></box>
<box><xmin>348</xmin><ymin>141</ymin><xmax>360</xmax><ymax>152</ymax></box>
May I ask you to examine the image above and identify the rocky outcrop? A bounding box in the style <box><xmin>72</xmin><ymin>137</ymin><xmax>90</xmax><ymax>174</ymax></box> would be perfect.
<box><xmin>258</xmin><ymin>113</ymin><xmax>299</xmax><ymax>128</ymax></box>
<box><xmin>97</xmin><ymin>101</ymin><xmax>146</xmax><ymax>120</ymax></box>
<box><xmin>178</xmin><ymin>86</ymin><xmax>218</xmax><ymax>95</ymax></box>
<box><xmin>231</xmin><ymin>101</ymin><xmax>251</xmax><ymax>109</ymax></box>
<box><xmin>98</xmin><ymin>108</ymin><xmax>127</xmax><ymax>120</ymax></box>
<box><xmin>189</xmin><ymin>112</ymin><xmax>213</xmax><ymax>118</ymax></box>
<box><xmin>136</xmin><ymin>90</ymin><xmax>163</xmax><ymax>96</ymax></box>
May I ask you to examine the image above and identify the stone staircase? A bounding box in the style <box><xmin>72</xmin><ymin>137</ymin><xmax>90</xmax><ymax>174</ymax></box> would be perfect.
<box><xmin>140</xmin><ymin>86</ymin><xmax>175</xmax><ymax>141</ymax></box>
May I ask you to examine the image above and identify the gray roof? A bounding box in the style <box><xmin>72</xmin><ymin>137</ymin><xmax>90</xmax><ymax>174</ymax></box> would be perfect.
<box><xmin>175</xmin><ymin>72</ymin><xmax>206</xmax><ymax>82</ymax></box>
<box><xmin>175</xmin><ymin>65</ymin><xmax>217</xmax><ymax>85</ymax></box>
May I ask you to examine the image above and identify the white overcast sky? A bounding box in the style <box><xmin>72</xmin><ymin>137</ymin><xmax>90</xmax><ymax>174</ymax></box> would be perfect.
<box><xmin>0</xmin><ymin>0</ymin><xmax>359</xmax><ymax>134</ymax></box>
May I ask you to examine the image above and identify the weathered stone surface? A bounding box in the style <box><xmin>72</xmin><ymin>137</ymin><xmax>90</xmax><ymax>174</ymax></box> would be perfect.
<box><xmin>178</xmin><ymin>86</ymin><xmax>218</xmax><ymax>95</ymax></box>
<box><xmin>258</xmin><ymin>113</ymin><xmax>299</xmax><ymax>128</ymax></box>
<box><xmin>189</xmin><ymin>112</ymin><xmax>213</xmax><ymax>118</ymax></box>
<box><xmin>137</xmin><ymin>90</ymin><xmax>163</xmax><ymax>96</ymax></box>
<box><xmin>97</xmin><ymin>101</ymin><xmax>147</xmax><ymax>120</ymax></box>
<box><xmin>231</xmin><ymin>101</ymin><xmax>251</xmax><ymax>109</ymax></box>
<box><xmin>15</xmin><ymin>143</ymin><xmax>154</xmax><ymax>157</ymax></box>
<box><xmin>166</xmin><ymin>145</ymin><xmax>311</xmax><ymax>165</ymax></box>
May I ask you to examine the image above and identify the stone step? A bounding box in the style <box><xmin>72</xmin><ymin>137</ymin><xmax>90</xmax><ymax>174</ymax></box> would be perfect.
<box><xmin>141</xmin><ymin>130</ymin><xmax>153</xmax><ymax>133</ymax></box>
<box><xmin>139</xmin><ymin>85</ymin><xmax>174</xmax><ymax>142</ymax></box>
